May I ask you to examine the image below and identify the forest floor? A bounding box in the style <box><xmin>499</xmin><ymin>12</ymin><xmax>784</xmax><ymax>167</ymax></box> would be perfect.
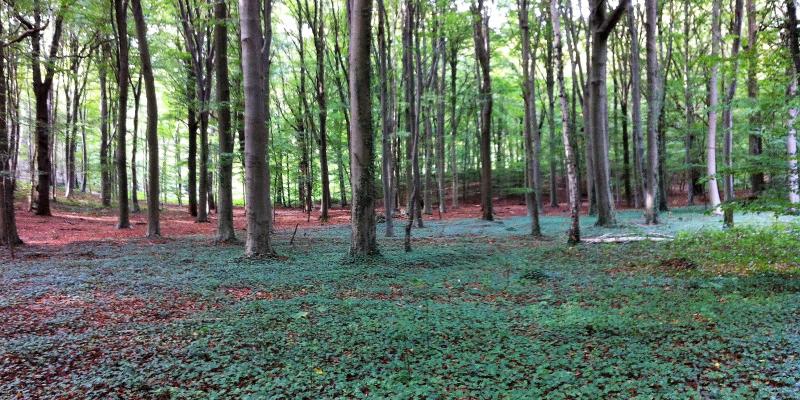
<box><xmin>2</xmin><ymin>196</ymin><xmax>800</xmax><ymax>398</ymax></box>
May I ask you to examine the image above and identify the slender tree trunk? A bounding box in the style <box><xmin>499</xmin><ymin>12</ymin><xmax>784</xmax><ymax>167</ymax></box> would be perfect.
<box><xmin>473</xmin><ymin>0</ymin><xmax>493</xmax><ymax>221</ymax></box>
<box><xmin>551</xmin><ymin>0</ymin><xmax>580</xmax><ymax>243</ymax></box>
<box><xmin>449</xmin><ymin>45</ymin><xmax>459</xmax><ymax>209</ymax></box>
<box><xmin>186</xmin><ymin>58</ymin><xmax>198</xmax><ymax>216</ymax></box>
<box><xmin>643</xmin><ymin>0</ymin><xmax>661</xmax><ymax>224</ymax></box>
<box><xmin>0</xmin><ymin>16</ymin><xmax>21</xmax><ymax>246</ymax></box>
<box><xmin>240</xmin><ymin>0</ymin><xmax>273</xmax><ymax>256</ymax></box>
<box><xmin>683</xmin><ymin>0</ymin><xmax>697</xmax><ymax>205</ymax></box>
<box><xmin>746</xmin><ymin>0</ymin><xmax>762</xmax><ymax>195</ymax></box>
<box><xmin>115</xmin><ymin>0</ymin><xmax>130</xmax><ymax>228</ymax></box>
<box><xmin>131</xmin><ymin>73</ymin><xmax>142</xmax><ymax>213</ymax></box>
<box><xmin>377</xmin><ymin>0</ymin><xmax>394</xmax><ymax>236</ymax></box>
<box><xmin>626</xmin><ymin>0</ymin><xmax>645</xmax><ymax>209</ymax></box>
<box><xmin>707</xmin><ymin>0</ymin><xmax>723</xmax><ymax>212</ymax></box>
<box><xmin>349</xmin><ymin>0</ymin><xmax>378</xmax><ymax>257</ymax></box>
<box><xmin>131</xmin><ymin>0</ymin><xmax>160</xmax><ymax>237</ymax></box>
<box><xmin>787</xmin><ymin>0</ymin><xmax>800</xmax><ymax>204</ymax></box>
<box><xmin>30</xmin><ymin>8</ymin><xmax>65</xmax><ymax>216</ymax></box>
<box><xmin>722</xmin><ymin>0</ymin><xmax>744</xmax><ymax>226</ymax></box>
<box><xmin>518</xmin><ymin>0</ymin><xmax>540</xmax><ymax>235</ymax></box>
<box><xmin>215</xmin><ymin>0</ymin><xmax>235</xmax><ymax>241</ymax></box>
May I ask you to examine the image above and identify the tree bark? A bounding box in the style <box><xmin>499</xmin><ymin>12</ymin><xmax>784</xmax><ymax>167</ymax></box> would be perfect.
<box><xmin>787</xmin><ymin>0</ymin><xmax>800</xmax><ymax>204</ymax></box>
<box><xmin>377</xmin><ymin>0</ymin><xmax>394</xmax><ymax>236</ymax></box>
<box><xmin>722</xmin><ymin>0</ymin><xmax>744</xmax><ymax>226</ymax></box>
<box><xmin>643</xmin><ymin>0</ymin><xmax>661</xmax><ymax>224</ymax></box>
<box><xmin>473</xmin><ymin>0</ymin><xmax>493</xmax><ymax>221</ymax></box>
<box><xmin>131</xmin><ymin>0</ymin><xmax>160</xmax><ymax>237</ymax></box>
<box><xmin>626</xmin><ymin>0</ymin><xmax>645</xmax><ymax>209</ymax></box>
<box><xmin>0</xmin><ymin>13</ymin><xmax>21</xmax><ymax>246</ymax></box>
<box><xmin>551</xmin><ymin>0</ymin><xmax>580</xmax><ymax>244</ymax></box>
<box><xmin>746</xmin><ymin>0</ymin><xmax>762</xmax><ymax>195</ymax></box>
<box><xmin>349</xmin><ymin>0</ymin><xmax>378</xmax><ymax>257</ymax></box>
<box><xmin>240</xmin><ymin>0</ymin><xmax>273</xmax><ymax>256</ymax></box>
<box><xmin>518</xmin><ymin>0</ymin><xmax>541</xmax><ymax>235</ymax></box>
<box><xmin>586</xmin><ymin>0</ymin><xmax>626</xmax><ymax>226</ymax></box>
<box><xmin>706</xmin><ymin>0</ymin><xmax>723</xmax><ymax>212</ymax></box>
<box><xmin>215</xmin><ymin>0</ymin><xmax>235</xmax><ymax>241</ymax></box>
<box><xmin>29</xmin><ymin>4</ymin><xmax>65</xmax><ymax>217</ymax></box>
<box><xmin>114</xmin><ymin>0</ymin><xmax>131</xmax><ymax>228</ymax></box>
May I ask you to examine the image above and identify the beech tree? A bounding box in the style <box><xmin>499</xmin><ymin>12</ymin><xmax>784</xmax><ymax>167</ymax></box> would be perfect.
<box><xmin>114</xmin><ymin>0</ymin><xmax>131</xmax><ymax>229</ymax></box>
<box><xmin>472</xmin><ymin>0</ymin><xmax>493</xmax><ymax>221</ymax></box>
<box><xmin>131</xmin><ymin>0</ymin><xmax>159</xmax><ymax>237</ymax></box>
<box><xmin>349</xmin><ymin>0</ymin><xmax>378</xmax><ymax>257</ymax></box>
<box><xmin>240</xmin><ymin>0</ymin><xmax>273</xmax><ymax>256</ymax></box>
<box><xmin>215</xmin><ymin>0</ymin><xmax>235</xmax><ymax>242</ymax></box>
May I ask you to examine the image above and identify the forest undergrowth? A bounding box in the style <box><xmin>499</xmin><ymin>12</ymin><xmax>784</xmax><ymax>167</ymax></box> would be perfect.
<box><xmin>1</xmin><ymin>209</ymin><xmax>799</xmax><ymax>398</ymax></box>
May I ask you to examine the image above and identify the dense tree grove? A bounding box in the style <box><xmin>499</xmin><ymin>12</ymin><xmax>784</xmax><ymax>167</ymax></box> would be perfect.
<box><xmin>0</xmin><ymin>0</ymin><xmax>798</xmax><ymax>251</ymax></box>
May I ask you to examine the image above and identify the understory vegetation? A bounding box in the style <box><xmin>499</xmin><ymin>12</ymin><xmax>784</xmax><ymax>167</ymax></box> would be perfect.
<box><xmin>2</xmin><ymin>210</ymin><xmax>798</xmax><ymax>398</ymax></box>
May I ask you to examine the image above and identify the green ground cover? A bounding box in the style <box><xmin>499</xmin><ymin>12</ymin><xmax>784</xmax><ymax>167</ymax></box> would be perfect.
<box><xmin>1</xmin><ymin>209</ymin><xmax>799</xmax><ymax>399</ymax></box>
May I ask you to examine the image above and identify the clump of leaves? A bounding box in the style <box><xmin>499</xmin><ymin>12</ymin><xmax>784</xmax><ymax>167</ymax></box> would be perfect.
<box><xmin>520</xmin><ymin>268</ymin><xmax>548</xmax><ymax>282</ymax></box>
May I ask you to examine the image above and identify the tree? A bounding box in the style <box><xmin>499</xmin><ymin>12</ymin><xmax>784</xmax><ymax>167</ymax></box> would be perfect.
<box><xmin>722</xmin><ymin>0</ymin><xmax>744</xmax><ymax>227</ymax></box>
<box><xmin>304</xmin><ymin>0</ymin><xmax>331</xmax><ymax>222</ymax></box>
<box><xmin>349</xmin><ymin>0</ymin><xmax>378</xmax><ymax>257</ymax></box>
<box><xmin>19</xmin><ymin>0</ymin><xmax>66</xmax><ymax>217</ymax></box>
<box><xmin>240</xmin><ymin>0</ymin><xmax>273</xmax><ymax>256</ymax></box>
<box><xmin>472</xmin><ymin>0</ymin><xmax>493</xmax><ymax>221</ymax></box>
<box><xmin>0</xmin><ymin>11</ymin><xmax>21</xmax><ymax>247</ymax></box>
<box><xmin>114</xmin><ymin>0</ymin><xmax>131</xmax><ymax>229</ymax></box>
<box><xmin>788</xmin><ymin>0</ymin><xmax>800</xmax><ymax>204</ymax></box>
<box><xmin>643</xmin><ymin>0</ymin><xmax>661</xmax><ymax>224</ymax></box>
<box><xmin>586</xmin><ymin>0</ymin><xmax>626</xmax><ymax>227</ymax></box>
<box><xmin>131</xmin><ymin>0</ymin><xmax>160</xmax><ymax>237</ymax></box>
<box><xmin>706</xmin><ymin>0</ymin><xmax>723</xmax><ymax>212</ymax></box>
<box><xmin>626</xmin><ymin>0</ymin><xmax>645</xmax><ymax>209</ymax></box>
<box><xmin>177</xmin><ymin>0</ymin><xmax>214</xmax><ymax>222</ymax></box>
<box><xmin>551</xmin><ymin>0</ymin><xmax>580</xmax><ymax>244</ymax></box>
<box><xmin>215</xmin><ymin>0</ymin><xmax>235</xmax><ymax>242</ymax></box>
<box><xmin>518</xmin><ymin>0</ymin><xmax>541</xmax><ymax>236</ymax></box>
<box><xmin>746</xmin><ymin>0</ymin><xmax>762</xmax><ymax>195</ymax></box>
<box><xmin>377</xmin><ymin>0</ymin><xmax>394</xmax><ymax>237</ymax></box>
<box><xmin>100</xmin><ymin>42</ymin><xmax>112</xmax><ymax>208</ymax></box>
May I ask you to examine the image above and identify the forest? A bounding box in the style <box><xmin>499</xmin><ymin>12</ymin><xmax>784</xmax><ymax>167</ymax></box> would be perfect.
<box><xmin>0</xmin><ymin>0</ymin><xmax>799</xmax><ymax>396</ymax></box>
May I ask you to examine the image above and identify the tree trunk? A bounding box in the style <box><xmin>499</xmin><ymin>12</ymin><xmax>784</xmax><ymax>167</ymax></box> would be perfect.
<box><xmin>787</xmin><ymin>0</ymin><xmax>800</xmax><ymax>204</ymax></box>
<box><xmin>240</xmin><ymin>0</ymin><xmax>273</xmax><ymax>256</ymax></box>
<box><xmin>131</xmin><ymin>0</ymin><xmax>160</xmax><ymax>237</ymax></box>
<box><xmin>626</xmin><ymin>0</ymin><xmax>645</xmax><ymax>209</ymax></box>
<box><xmin>722</xmin><ymin>0</ymin><xmax>744</xmax><ymax>226</ymax></box>
<box><xmin>30</xmin><ymin>7</ymin><xmax>65</xmax><ymax>216</ymax></box>
<box><xmin>473</xmin><ymin>0</ymin><xmax>493</xmax><ymax>221</ymax></box>
<box><xmin>436</xmin><ymin>37</ymin><xmax>446</xmax><ymax>215</ymax></box>
<box><xmin>186</xmin><ymin>58</ymin><xmax>198</xmax><ymax>217</ymax></box>
<box><xmin>683</xmin><ymin>0</ymin><xmax>697</xmax><ymax>206</ymax></box>
<box><xmin>131</xmin><ymin>73</ymin><xmax>142</xmax><ymax>213</ymax></box>
<box><xmin>349</xmin><ymin>0</ymin><xmax>378</xmax><ymax>257</ymax></box>
<box><xmin>643</xmin><ymin>0</ymin><xmax>661</xmax><ymax>224</ymax></box>
<box><xmin>214</xmin><ymin>0</ymin><xmax>235</xmax><ymax>241</ymax></box>
<box><xmin>377</xmin><ymin>0</ymin><xmax>394</xmax><ymax>236</ymax></box>
<box><xmin>586</xmin><ymin>0</ymin><xmax>625</xmax><ymax>226</ymax></box>
<box><xmin>0</xmin><ymin>16</ymin><xmax>21</xmax><ymax>246</ymax></box>
<box><xmin>100</xmin><ymin>43</ymin><xmax>112</xmax><ymax>207</ymax></box>
<box><xmin>746</xmin><ymin>0</ymin><xmax>762</xmax><ymax>195</ymax></box>
<box><xmin>115</xmin><ymin>0</ymin><xmax>131</xmax><ymax>229</ymax></box>
<box><xmin>706</xmin><ymin>0</ymin><xmax>723</xmax><ymax>212</ymax></box>
<box><xmin>518</xmin><ymin>0</ymin><xmax>541</xmax><ymax>235</ymax></box>
<box><xmin>449</xmin><ymin>44</ymin><xmax>459</xmax><ymax>209</ymax></box>
<box><xmin>551</xmin><ymin>0</ymin><xmax>580</xmax><ymax>244</ymax></box>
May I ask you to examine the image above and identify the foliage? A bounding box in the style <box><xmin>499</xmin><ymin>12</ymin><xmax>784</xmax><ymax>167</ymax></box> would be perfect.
<box><xmin>2</xmin><ymin>210</ymin><xmax>799</xmax><ymax>398</ymax></box>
